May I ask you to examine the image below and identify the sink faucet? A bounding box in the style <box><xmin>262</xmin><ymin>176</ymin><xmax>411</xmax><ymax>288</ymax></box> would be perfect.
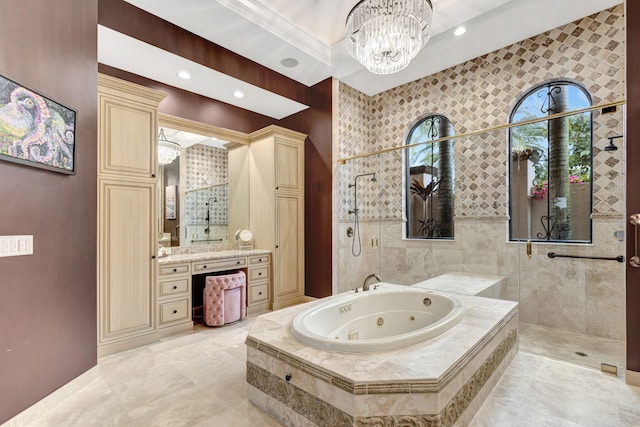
<box><xmin>362</xmin><ymin>273</ymin><xmax>381</xmax><ymax>291</ymax></box>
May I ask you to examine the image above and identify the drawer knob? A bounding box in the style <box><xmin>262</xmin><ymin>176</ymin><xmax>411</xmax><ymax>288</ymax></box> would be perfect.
<box><xmin>258</xmin><ymin>291</ymin><xmax>262</xmax><ymax>295</ymax></box>
<box><xmin>152</xmin><ymin>173</ymin><xmax>156</xmax><ymax>178</ymax></box>
<box><xmin>173</xmin><ymin>268</ymin><xmax>177</xmax><ymax>272</ymax></box>
<box><xmin>237</xmin><ymin>261</ymin><xmax>240</xmax><ymax>264</ymax></box>
<box><xmin>152</xmin><ymin>255</ymin><xmax>156</xmax><ymax>259</ymax></box>
<box><xmin>173</xmin><ymin>285</ymin><xmax>177</xmax><ymax>290</ymax></box>
<box><xmin>173</xmin><ymin>310</ymin><xmax>178</xmax><ymax>314</ymax></box>
<box><xmin>203</xmin><ymin>265</ymin><xmax>207</xmax><ymax>269</ymax></box>
<box><xmin>259</xmin><ymin>258</ymin><xmax>262</xmax><ymax>262</ymax></box>
<box><xmin>258</xmin><ymin>272</ymin><xmax>262</xmax><ymax>276</ymax></box>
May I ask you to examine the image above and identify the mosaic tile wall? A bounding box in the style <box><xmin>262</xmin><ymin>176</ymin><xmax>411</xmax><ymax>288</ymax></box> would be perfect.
<box><xmin>184</xmin><ymin>144</ymin><xmax>227</xmax><ymax>192</ymax></box>
<box><xmin>338</xmin><ymin>5</ymin><xmax>625</xmax><ymax>221</ymax></box>
<box><xmin>183</xmin><ymin>144</ymin><xmax>229</xmax><ymax>244</ymax></box>
<box><xmin>336</xmin><ymin>6</ymin><xmax>626</xmax><ymax>341</ymax></box>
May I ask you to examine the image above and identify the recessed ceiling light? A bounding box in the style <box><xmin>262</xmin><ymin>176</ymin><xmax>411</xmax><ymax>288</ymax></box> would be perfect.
<box><xmin>178</xmin><ymin>70</ymin><xmax>191</xmax><ymax>79</ymax></box>
<box><xmin>280</xmin><ymin>58</ymin><xmax>299</xmax><ymax>68</ymax></box>
<box><xmin>233</xmin><ymin>90</ymin><xmax>244</xmax><ymax>98</ymax></box>
<box><xmin>454</xmin><ymin>26</ymin><xmax>466</xmax><ymax>36</ymax></box>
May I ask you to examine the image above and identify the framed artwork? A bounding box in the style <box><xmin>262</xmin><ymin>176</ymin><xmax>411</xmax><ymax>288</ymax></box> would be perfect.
<box><xmin>165</xmin><ymin>185</ymin><xmax>177</xmax><ymax>220</ymax></box>
<box><xmin>0</xmin><ymin>74</ymin><xmax>76</xmax><ymax>174</ymax></box>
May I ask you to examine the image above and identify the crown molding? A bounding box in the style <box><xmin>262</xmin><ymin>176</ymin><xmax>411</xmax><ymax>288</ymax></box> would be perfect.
<box><xmin>217</xmin><ymin>0</ymin><xmax>332</xmax><ymax>65</ymax></box>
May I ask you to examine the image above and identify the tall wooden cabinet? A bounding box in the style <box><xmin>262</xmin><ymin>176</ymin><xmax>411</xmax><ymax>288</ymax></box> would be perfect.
<box><xmin>97</xmin><ymin>74</ymin><xmax>166</xmax><ymax>356</ymax></box>
<box><xmin>248</xmin><ymin>126</ymin><xmax>306</xmax><ymax>310</ymax></box>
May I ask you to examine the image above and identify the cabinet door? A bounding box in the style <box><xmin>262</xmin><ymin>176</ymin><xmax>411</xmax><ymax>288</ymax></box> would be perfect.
<box><xmin>274</xmin><ymin>194</ymin><xmax>304</xmax><ymax>300</ymax></box>
<box><xmin>99</xmin><ymin>179</ymin><xmax>156</xmax><ymax>342</ymax></box>
<box><xmin>274</xmin><ymin>138</ymin><xmax>303</xmax><ymax>193</ymax></box>
<box><xmin>99</xmin><ymin>93</ymin><xmax>157</xmax><ymax>178</ymax></box>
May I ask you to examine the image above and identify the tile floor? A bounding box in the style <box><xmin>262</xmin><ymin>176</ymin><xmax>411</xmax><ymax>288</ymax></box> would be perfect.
<box><xmin>21</xmin><ymin>316</ymin><xmax>640</xmax><ymax>427</ymax></box>
<box><xmin>519</xmin><ymin>322</ymin><xmax>626</xmax><ymax>372</ymax></box>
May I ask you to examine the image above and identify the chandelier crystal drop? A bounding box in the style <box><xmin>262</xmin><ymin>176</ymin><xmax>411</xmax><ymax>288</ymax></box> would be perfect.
<box><xmin>346</xmin><ymin>0</ymin><xmax>433</xmax><ymax>75</ymax></box>
<box><xmin>158</xmin><ymin>128</ymin><xmax>181</xmax><ymax>166</ymax></box>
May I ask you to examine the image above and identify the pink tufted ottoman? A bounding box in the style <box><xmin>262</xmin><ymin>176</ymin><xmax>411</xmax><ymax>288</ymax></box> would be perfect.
<box><xmin>203</xmin><ymin>271</ymin><xmax>247</xmax><ymax>326</ymax></box>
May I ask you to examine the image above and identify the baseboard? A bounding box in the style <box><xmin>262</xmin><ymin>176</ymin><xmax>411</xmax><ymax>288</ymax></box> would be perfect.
<box><xmin>1</xmin><ymin>366</ymin><xmax>99</xmax><ymax>427</ymax></box>
<box><xmin>97</xmin><ymin>331</ymin><xmax>159</xmax><ymax>358</ymax></box>
<box><xmin>157</xmin><ymin>321</ymin><xmax>193</xmax><ymax>338</ymax></box>
<box><xmin>626</xmin><ymin>369</ymin><xmax>640</xmax><ymax>387</ymax></box>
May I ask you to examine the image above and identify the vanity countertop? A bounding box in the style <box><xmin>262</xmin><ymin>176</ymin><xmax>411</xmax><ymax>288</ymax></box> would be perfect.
<box><xmin>158</xmin><ymin>249</ymin><xmax>271</xmax><ymax>265</ymax></box>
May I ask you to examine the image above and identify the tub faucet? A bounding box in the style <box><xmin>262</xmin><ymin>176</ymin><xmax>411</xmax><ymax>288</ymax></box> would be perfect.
<box><xmin>363</xmin><ymin>274</ymin><xmax>381</xmax><ymax>291</ymax></box>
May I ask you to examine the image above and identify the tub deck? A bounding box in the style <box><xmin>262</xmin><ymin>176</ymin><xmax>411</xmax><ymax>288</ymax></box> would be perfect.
<box><xmin>246</xmin><ymin>284</ymin><xmax>518</xmax><ymax>426</ymax></box>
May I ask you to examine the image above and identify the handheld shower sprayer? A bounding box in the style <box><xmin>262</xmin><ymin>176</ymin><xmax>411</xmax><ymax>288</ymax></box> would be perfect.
<box><xmin>348</xmin><ymin>172</ymin><xmax>377</xmax><ymax>256</ymax></box>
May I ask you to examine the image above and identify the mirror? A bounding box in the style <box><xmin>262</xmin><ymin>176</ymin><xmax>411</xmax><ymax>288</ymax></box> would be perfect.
<box><xmin>157</xmin><ymin>115</ymin><xmax>250</xmax><ymax>248</ymax></box>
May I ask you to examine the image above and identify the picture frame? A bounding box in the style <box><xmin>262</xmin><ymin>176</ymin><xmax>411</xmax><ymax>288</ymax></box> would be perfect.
<box><xmin>165</xmin><ymin>185</ymin><xmax>177</xmax><ymax>220</ymax></box>
<box><xmin>0</xmin><ymin>73</ymin><xmax>76</xmax><ymax>174</ymax></box>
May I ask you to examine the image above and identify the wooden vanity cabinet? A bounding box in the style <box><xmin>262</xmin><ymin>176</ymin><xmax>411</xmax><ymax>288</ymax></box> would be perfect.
<box><xmin>97</xmin><ymin>74</ymin><xmax>166</xmax><ymax>356</ymax></box>
<box><xmin>157</xmin><ymin>262</ymin><xmax>192</xmax><ymax>330</ymax></box>
<box><xmin>248</xmin><ymin>255</ymin><xmax>271</xmax><ymax>313</ymax></box>
<box><xmin>249</xmin><ymin>127</ymin><xmax>306</xmax><ymax>310</ymax></box>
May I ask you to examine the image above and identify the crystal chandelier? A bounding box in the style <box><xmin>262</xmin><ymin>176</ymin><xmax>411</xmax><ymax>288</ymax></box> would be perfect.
<box><xmin>346</xmin><ymin>0</ymin><xmax>433</xmax><ymax>75</ymax></box>
<box><xmin>158</xmin><ymin>128</ymin><xmax>181</xmax><ymax>166</ymax></box>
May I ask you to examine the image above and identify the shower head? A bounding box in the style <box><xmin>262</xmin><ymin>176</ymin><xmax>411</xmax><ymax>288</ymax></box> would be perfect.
<box><xmin>605</xmin><ymin>135</ymin><xmax>623</xmax><ymax>152</ymax></box>
<box><xmin>349</xmin><ymin>172</ymin><xmax>377</xmax><ymax>188</ymax></box>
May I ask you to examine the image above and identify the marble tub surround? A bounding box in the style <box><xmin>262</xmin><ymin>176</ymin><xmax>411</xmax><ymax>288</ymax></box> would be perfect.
<box><xmin>158</xmin><ymin>248</ymin><xmax>270</xmax><ymax>265</ymax></box>
<box><xmin>413</xmin><ymin>272</ymin><xmax>506</xmax><ymax>298</ymax></box>
<box><xmin>246</xmin><ymin>285</ymin><xmax>519</xmax><ymax>426</ymax></box>
<box><xmin>337</xmin><ymin>218</ymin><xmax>520</xmax><ymax>302</ymax></box>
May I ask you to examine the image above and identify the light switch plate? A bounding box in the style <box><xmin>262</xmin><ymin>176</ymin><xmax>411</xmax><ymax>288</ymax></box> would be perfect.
<box><xmin>0</xmin><ymin>235</ymin><xmax>33</xmax><ymax>257</ymax></box>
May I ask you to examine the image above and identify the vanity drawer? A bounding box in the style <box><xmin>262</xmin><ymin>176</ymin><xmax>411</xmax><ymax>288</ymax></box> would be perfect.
<box><xmin>249</xmin><ymin>255</ymin><xmax>270</xmax><ymax>265</ymax></box>
<box><xmin>249</xmin><ymin>283</ymin><xmax>269</xmax><ymax>304</ymax></box>
<box><xmin>159</xmin><ymin>263</ymin><xmax>190</xmax><ymax>276</ymax></box>
<box><xmin>159</xmin><ymin>278</ymin><xmax>190</xmax><ymax>297</ymax></box>
<box><xmin>249</xmin><ymin>266</ymin><xmax>269</xmax><ymax>282</ymax></box>
<box><xmin>159</xmin><ymin>299</ymin><xmax>190</xmax><ymax>325</ymax></box>
<box><xmin>193</xmin><ymin>257</ymin><xmax>246</xmax><ymax>273</ymax></box>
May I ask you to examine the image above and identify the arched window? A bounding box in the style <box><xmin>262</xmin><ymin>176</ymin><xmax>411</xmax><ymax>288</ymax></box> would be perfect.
<box><xmin>405</xmin><ymin>114</ymin><xmax>455</xmax><ymax>239</ymax></box>
<box><xmin>509</xmin><ymin>80</ymin><xmax>592</xmax><ymax>242</ymax></box>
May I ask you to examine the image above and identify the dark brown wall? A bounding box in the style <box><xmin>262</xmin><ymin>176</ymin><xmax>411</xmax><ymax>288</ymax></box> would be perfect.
<box><xmin>626</xmin><ymin>0</ymin><xmax>640</xmax><ymax>375</ymax></box>
<box><xmin>0</xmin><ymin>0</ymin><xmax>98</xmax><ymax>423</ymax></box>
<box><xmin>282</xmin><ymin>79</ymin><xmax>333</xmax><ymax>298</ymax></box>
<box><xmin>98</xmin><ymin>64</ymin><xmax>277</xmax><ymax>133</ymax></box>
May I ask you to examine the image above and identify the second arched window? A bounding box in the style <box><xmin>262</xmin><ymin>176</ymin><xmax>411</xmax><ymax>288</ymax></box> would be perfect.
<box><xmin>406</xmin><ymin>114</ymin><xmax>455</xmax><ymax>240</ymax></box>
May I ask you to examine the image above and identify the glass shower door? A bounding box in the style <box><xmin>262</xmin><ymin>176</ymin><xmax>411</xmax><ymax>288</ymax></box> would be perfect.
<box><xmin>516</xmin><ymin>106</ymin><xmax>626</xmax><ymax>372</ymax></box>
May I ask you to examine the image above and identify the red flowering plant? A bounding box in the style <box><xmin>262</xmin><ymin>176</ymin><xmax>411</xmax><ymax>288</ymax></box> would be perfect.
<box><xmin>530</xmin><ymin>175</ymin><xmax>585</xmax><ymax>200</ymax></box>
<box><xmin>530</xmin><ymin>180</ymin><xmax>548</xmax><ymax>200</ymax></box>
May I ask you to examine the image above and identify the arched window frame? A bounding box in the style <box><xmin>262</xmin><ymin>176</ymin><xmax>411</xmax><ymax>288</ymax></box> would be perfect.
<box><xmin>404</xmin><ymin>114</ymin><xmax>455</xmax><ymax>240</ymax></box>
<box><xmin>508</xmin><ymin>79</ymin><xmax>593</xmax><ymax>243</ymax></box>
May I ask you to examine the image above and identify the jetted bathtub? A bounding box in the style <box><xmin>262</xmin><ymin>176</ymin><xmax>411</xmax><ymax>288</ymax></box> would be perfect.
<box><xmin>291</xmin><ymin>285</ymin><xmax>464</xmax><ymax>352</ymax></box>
